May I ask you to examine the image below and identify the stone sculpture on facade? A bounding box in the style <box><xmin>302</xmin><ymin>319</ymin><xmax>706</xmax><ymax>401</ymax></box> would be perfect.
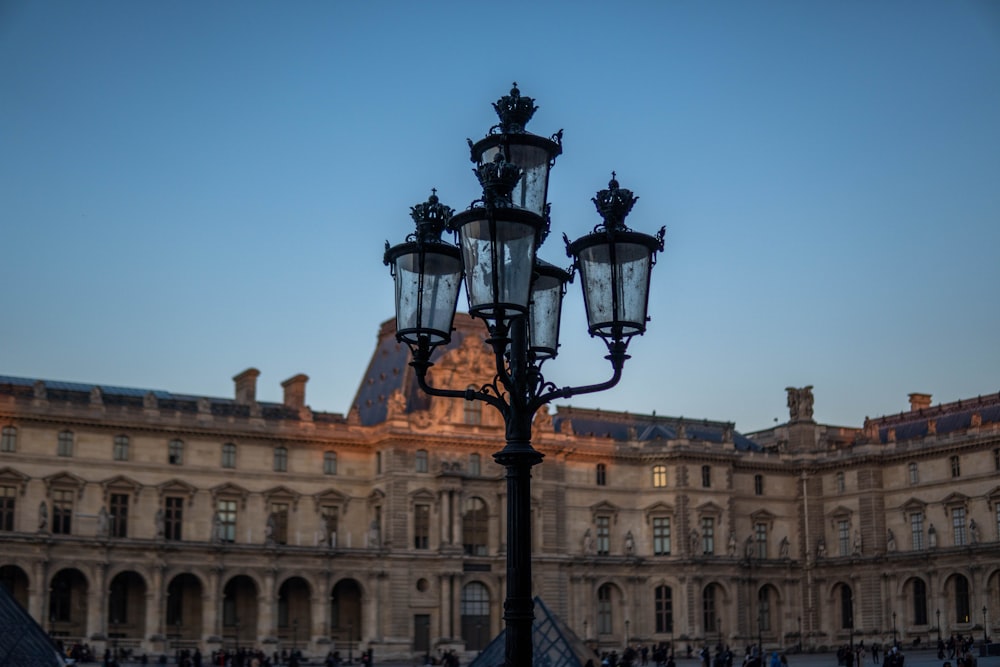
<box><xmin>887</xmin><ymin>529</ymin><xmax>896</xmax><ymax>552</ymax></box>
<box><xmin>624</xmin><ymin>531</ymin><xmax>635</xmax><ymax>557</ymax></box>
<box><xmin>582</xmin><ymin>528</ymin><xmax>595</xmax><ymax>555</ymax></box>
<box><xmin>928</xmin><ymin>524</ymin><xmax>937</xmax><ymax>548</ymax></box>
<box><xmin>97</xmin><ymin>506</ymin><xmax>110</xmax><ymax>538</ymax></box>
<box><xmin>779</xmin><ymin>536</ymin><xmax>790</xmax><ymax>558</ymax></box>
<box><xmin>727</xmin><ymin>531</ymin><xmax>737</xmax><ymax>556</ymax></box>
<box><xmin>786</xmin><ymin>386</ymin><xmax>815</xmax><ymax>421</ymax></box>
<box><xmin>38</xmin><ymin>501</ymin><xmax>47</xmax><ymax>533</ymax></box>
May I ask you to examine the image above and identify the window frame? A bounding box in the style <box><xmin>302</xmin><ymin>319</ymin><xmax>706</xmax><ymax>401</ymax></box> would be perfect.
<box><xmin>652</xmin><ymin>465</ymin><xmax>667</xmax><ymax>488</ymax></box>
<box><xmin>415</xmin><ymin>449</ymin><xmax>428</xmax><ymax>473</ymax></box>
<box><xmin>164</xmin><ymin>496</ymin><xmax>183</xmax><ymax>541</ymax></box>
<box><xmin>596</xmin><ymin>463</ymin><xmax>607</xmax><ymax>486</ymax></box>
<box><xmin>950</xmin><ymin>455</ymin><xmax>961</xmax><ymax>478</ymax></box>
<box><xmin>753</xmin><ymin>474</ymin><xmax>764</xmax><ymax>496</ymax></box>
<box><xmin>596</xmin><ymin>515</ymin><xmax>611</xmax><ymax>556</ymax></box>
<box><xmin>221</xmin><ymin>443</ymin><xmax>237</xmax><ymax>469</ymax></box>
<box><xmin>273</xmin><ymin>446</ymin><xmax>288</xmax><ymax>472</ymax></box>
<box><xmin>57</xmin><ymin>430</ymin><xmax>74</xmax><ymax>457</ymax></box>
<box><xmin>701</xmin><ymin>465</ymin><xmax>711</xmax><ymax>488</ymax></box>
<box><xmin>168</xmin><ymin>439</ymin><xmax>184</xmax><ymax>466</ymax></box>
<box><xmin>323</xmin><ymin>451</ymin><xmax>338</xmax><ymax>475</ymax></box>
<box><xmin>0</xmin><ymin>485</ymin><xmax>15</xmax><ymax>531</ymax></box>
<box><xmin>652</xmin><ymin>516</ymin><xmax>671</xmax><ymax>556</ymax></box>
<box><xmin>113</xmin><ymin>435</ymin><xmax>130</xmax><ymax>462</ymax></box>
<box><xmin>109</xmin><ymin>492</ymin><xmax>129</xmax><ymax>538</ymax></box>
<box><xmin>908</xmin><ymin>462</ymin><xmax>919</xmax><ymax>485</ymax></box>
<box><xmin>414</xmin><ymin>503</ymin><xmax>430</xmax><ymax>550</ymax></box>
<box><xmin>469</xmin><ymin>453</ymin><xmax>481</xmax><ymax>477</ymax></box>
<box><xmin>1</xmin><ymin>426</ymin><xmax>17</xmax><ymax>452</ymax></box>
<box><xmin>654</xmin><ymin>584</ymin><xmax>673</xmax><ymax>634</ymax></box>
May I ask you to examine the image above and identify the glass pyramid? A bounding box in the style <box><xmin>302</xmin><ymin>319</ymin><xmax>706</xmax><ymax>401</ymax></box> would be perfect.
<box><xmin>469</xmin><ymin>597</ymin><xmax>594</xmax><ymax>667</ymax></box>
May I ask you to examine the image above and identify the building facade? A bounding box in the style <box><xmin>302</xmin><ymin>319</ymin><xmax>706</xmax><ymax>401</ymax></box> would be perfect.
<box><xmin>1</xmin><ymin>316</ymin><xmax>998</xmax><ymax>660</ymax></box>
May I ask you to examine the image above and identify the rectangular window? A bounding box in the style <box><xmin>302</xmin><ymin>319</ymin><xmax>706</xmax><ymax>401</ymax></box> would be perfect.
<box><xmin>701</xmin><ymin>465</ymin><xmax>711</xmax><ymax>488</ymax></box>
<box><xmin>701</xmin><ymin>517</ymin><xmax>715</xmax><ymax>555</ymax></box>
<box><xmin>755</xmin><ymin>522</ymin><xmax>767</xmax><ymax>559</ymax></box>
<box><xmin>0</xmin><ymin>426</ymin><xmax>16</xmax><ymax>452</ymax></box>
<box><xmin>57</xmin><ymin>431</ymin><xmax>74</xmax><ymax>457</ymax></box>
<box><xmin>652</xmin><ymin>465</ymin><xmax>667</xmax><ymax>488</ymax></box>
<box><xmin>218</xmin><ymin>499</ymin><xmax>236</xmax><ymax>543</ymax></box>
<box><xmin>994</xmin><ymin>448</ymin><xmax>1000</xmax><ymax>472</ymax></box>
<box><xmin>113</xmin><ymin>435</ymin><xmax>129</xmax><ymax>461</ymax></box>
<box><xmin>165</xmin><ymin>497</ymin><xmax>183</xmax><ymax>541</ymax></box>
<box><xmin>652</xmin><ymin>517</ymin><xmax>671</xmax><ymax>556</ymax></box>
<box><xmin>464</xmin><ymin>397</ymin><xmax>481</xmax><ymax>425</ymax></box>
<box><xmin>838</xmin><ymin>520</ymin><xmax>850</xmax><ymax>556</ymax></box>
<box><xmin>168</xmin><ymin>439</ymin><xmax>183</xmax><ymax>465</ymax></box>
<box><xmin>908</xmin><ymin>462</ymin><xmax>919</xmax><ymax>484</ymax></box>
<box><xmin>415</xmin><ymin>449</ymin><xmax>428</xmax><ymax>473</ymax></box>
<box><xmin>910</xmin><ymin>512</ymin><xmax>924</xmax><ymax>551</ymax></box>
<box><xmin>414</xmin><ymin>504</ymin><xmax>430</xmax><ymax>549</ymax></box>
<box><xmin>596</xmin><ymin>463</ymin><xmax>606</xmax><ymax>486</ymax></box>
<box><xmin>0</xmin><ymin>485</ymin><xmax>15</xmax><ymax>531</ymax></box>
<box><xmin>469</xmin><ymin>453</ymin><xmax>481</xmax><ymax>477</ymax></box>
<box><xmin>53</xmin><ymin>489</ymin><xmax>74</xmax><ymax>534</ymax></box>
<box><xmin>952</xmin><ymin>507</ymin><xmax>966</xmax><ymax>546</ymax></box>
<box><xmin>376</xmin><ymin>451</ymin><xmax>382</xmax><ymax>474</ymax></box>
<box><xmin>221</xmin><ymin>443</ymin><xmax>236</xmax><ymax>469</ymax></box>
<box><xmin>273</xmin><ymin>447</ymin><xmax>288</xmax><ymax>472</ymax></box>
<box><xmin>271</xmin><ymin>502</ymin><xmax>289</xmax><ymax>544</ymax></box>
<box><xmin>324</xmin><ymin>451</ymin><xmax>337</xmax><ymax>475</ymax></box>
<box><xmin>950</xmin><ymin>456</ymin><xmax>961</xmax><ymax>478</ymax></box>
<box><xmin>754</xmin><ymin>474</ymin><xmax>764</xmax><ymax>496</ymax></box>
<box><xmin>596</xmin><ymin>516</ymin><xmax>610</xmax><ymax>556</ymax></box>
<box><xmin>835</xmin><ymin>472</ymin><xmax>845</xmax><ymax>493</ymax></box>
<box><xmin>109</xmin><ymin>493</ymin><xmax>129</xmax><ymax>538</ymax></box>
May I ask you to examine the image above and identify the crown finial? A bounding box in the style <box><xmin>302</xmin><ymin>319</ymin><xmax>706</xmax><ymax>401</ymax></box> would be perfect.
<box><xmin>492</xmin><ymin>82</ymin><xmax>538</xmax><ymax>134</ymax></box>
<box><xmin>409</xmin><ymin>189</ymin><xmax>454</xmax><ymax>242</ymax></box>
<box><xmin>592</xmin><ymin>172</ymin><xmax>638</xmax><ymax>231</ymax></box>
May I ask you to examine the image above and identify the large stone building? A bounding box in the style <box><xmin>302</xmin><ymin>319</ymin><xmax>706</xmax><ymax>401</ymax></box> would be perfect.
<box><xmin>1</xmin><ymin>315</ymin><xmax>998</xmax><ymax>660</ymax></box>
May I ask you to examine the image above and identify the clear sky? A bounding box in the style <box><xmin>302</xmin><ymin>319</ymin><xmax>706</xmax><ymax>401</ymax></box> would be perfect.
<box><xmin>2</xmin><ymin>1</ymin><xmax>998</xmax><ymax>433</ymax></box>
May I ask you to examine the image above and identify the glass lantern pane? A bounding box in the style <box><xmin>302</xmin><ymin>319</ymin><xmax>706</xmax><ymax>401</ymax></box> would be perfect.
<box><xmin>577</xmin><ymin>240</ymin><xmax>652</xmax><ymax>338</ymax></box>
<box><xmin>529</xmin><ymin>274</ymin><xmax>563</xmax><ymax>359</ymax></box>
<box><xmin>393</xmin><ymin>248</ymin><xmax>463</xmax><ymax>346</ymax></box>
<box><xmin>480</xmin><ymin>144</ymin><xmax>551</xmax><ymax>217</ymax></box>
<box><xmin>458</xmin><ymin>215</ymin><xmax>537</xmax><ymax>319</ymax></box>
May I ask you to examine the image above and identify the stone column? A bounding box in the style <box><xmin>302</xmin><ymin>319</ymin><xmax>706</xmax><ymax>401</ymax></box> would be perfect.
<box><xmin>30</xmin><ymin>558</ymin><xmax>49</xmax><ymax>623</ymax></box>
<box><xmin>451</xmin><ymin>574</ymin><xmax>461</xmax><ymax>643</ymax></box>
<box><xmin>88</xmin><ymin>562</ymin><xmax>109</xmax><ymax>642</ymax></box>
<box><xmin>310</xmin><ymin>593</ymin><xmax>325</xmax><ymax>643</ymax></box>
<box><xmin>438</xmin><ymin>574</ymin><xmax>451</xmax><ymax>641</ymax></box>
<box><xmin>440</xmin><ymin>491</ymin><xmax>451</xmax><ymax>548</ymax></box>
<box><xmin>207</xmin><ymin>566</ymin><xmax>223</xmax><ymax>639</ymax></box>
<box><xmin>452</xmin><ymin>492</ymin><xmax>463</xmax><ymax>546</ymax></box>
<box><xmin>260</xmin><ymin>568</ymin><xmax>277</xmax><ymax>642</ymax></box>
<box><xmin>144</xmin><ymin>592</ymin><xmax>158</xmax><ymax>649</ymax></box>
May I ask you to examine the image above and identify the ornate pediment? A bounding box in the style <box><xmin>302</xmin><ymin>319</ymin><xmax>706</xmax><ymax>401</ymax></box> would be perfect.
<box><xmin>590</xmin><ymin>500</ymin><xmax>620</xmax><ymax>523</ymax></box>
<box><xmin>314</xmin><ymin>488</ymin><xmax>350</xmax><ymax>513</ymax></box>
<box><xmin>749</xmin><ymin>508</ymin><xmax>776</xmax><ymax>529</ymax></box>
<box><xmin>100</xmin><ymin>475</ymin><xmax>142</xmax><ymax>501</ymax></box>
<box><xmin>409</xmin><ymin>487</ymin><xmax>437</xmax><ymax>503</ymax></box>
<box><xmin>211</xmin><ymin>482</ymin><xmax>250</xmax><ymax>509</ymax></box>
<box><xmin>698</xmin><ymin>501</ymin><xmax>725</xmax><ymax>516</ymax></box>
<box><xmin>263</xmin><ymin>485</ymin><xmax>301</xmax><ymax>511</ymax></box>
<box><xmin>643</xmin><ymin>501</ymin><xmax>674</xmax><ymax>524</ymax></box>
<box><xmin>939</xmin><ymin>491</ymin><xmax>968</xmax><ymax>506</ymax></box>
<box><xmin>367</xmin><ymin>488</ymin><xmax>386</xmax><ymax>506</ymax></box>
<box><xmin>0</xmin><ymin>467</ymin><xmax>29</xmax><ymax>494</ymax></box>
<box><xmin>44</xmin><ymin>471</ymin><xmax>86</xmax><ymax>498</ymax></box>
<box><xmin>900</xmin><ymin>497</ymin><xmax>927</xmax><ymax>514</ymax></box>
<box><xmin>158</xmin><ymin>478</ymin><xmax>197</xmax><ymax>505</ymax></box>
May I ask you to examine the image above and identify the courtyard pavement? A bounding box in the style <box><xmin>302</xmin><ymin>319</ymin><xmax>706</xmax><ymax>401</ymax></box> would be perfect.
<box><xmin>106</xmin><ymin>648</ymin><xmax>1000</xmax><ymax>667</ymax></box>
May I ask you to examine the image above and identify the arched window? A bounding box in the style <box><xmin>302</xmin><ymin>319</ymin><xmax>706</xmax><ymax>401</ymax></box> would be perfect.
<box><xmin>58</xmin><ymin>430</ymin><xmax>74</xmax><ymax>457</ymax></box>
<box><xmin>954</xmin><ymin>575</ymin><xmax>970</xmax><ymax>623</ymax></box>
<box><xmin>415</xmin><ymin>449</ymin><xmax>428</xmax><ymax>473</ymax></box>
<box><xmin>654</xmin><ymin>585</ymin><xmax>673</xmax><ymax>633</ymax></box>
<box><xmin>652</xmin><ymin>465</ymin><xmax>667</xmax><ymax>488</ymax></box>
<box><xmin>462</xmin><ymin>497</ymin><xmax>488</xmax><ymax>556</ymax></box>
<box><xmin>912</xmin><ymin>579</ymin><xmax>928</xmax><ymax>625</ymax></box>
<box><xmin>460</xmin><ymin>582</ymin><xmax>490</xmax><ymax>651</ymax></box>
<box><xmin>759</xmin><ymin>586</ymin><xmax>772</xmax><ymax>632</ymax></box>
<box><xmin>597</xmin><ymin>584</ymin><xmax>613</xmax><ymax>634</ymax></box>
<box><xmin>273</xmin><ymin>446</ymin><xmax>288</xmax><ymax>472</ymax></box>
<box><xmin>840</xmin><ymin>585</ymin><xmax>854</xmax><ymax>630</ymax></box>
<box><xmin>702</xmin><ymin>584</ymin><xmax>718</xmax><ymax>632</ymax></box>
<box><xmin>168</xmin><ymin>439</ymin><xmax>184</xmax><ymax>465</ymax></box>
<box><xmin>324</xmin><ymin>451</ymin><xmax>337</xmax><ymax>475</ymax></box>
<box><xmin>596</xmin><ymin>463</ymin><xmax>607</xmax><ymax>486</ymax></box>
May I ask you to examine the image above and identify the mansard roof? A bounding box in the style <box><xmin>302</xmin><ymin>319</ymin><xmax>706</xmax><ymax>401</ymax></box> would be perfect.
<box><xmin>552</xmin><ymin>406</ymin><xmax>761</xmax><ymax>451</ymax></box>
<box><xmin>868</xmin><ymin>392</ymin><xmax>1000</xmax><ymax>444</ymax></box>
<box><xmin>0</xmin><ymin>375</ymin><xmax>346</xmax><ymax>424</ymax></box>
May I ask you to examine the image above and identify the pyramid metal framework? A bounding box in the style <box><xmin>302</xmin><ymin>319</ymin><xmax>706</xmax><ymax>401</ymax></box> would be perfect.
<box><xmin>0</xmin><ymin>584</ymin><xmax>66</xmax><ymax>666</ymax></box>
<box><xmin>469</xmin><ymin>597</ymin><xmax>594</xmax><ymax>667</ymax></box>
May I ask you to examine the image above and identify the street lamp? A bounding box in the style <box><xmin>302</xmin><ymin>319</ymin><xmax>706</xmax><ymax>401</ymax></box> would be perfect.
<box><xmin>892</xmin><ymin>611</ymin><xmax>897</xmax><ymax>647</ymax></box>
<box><xmin>936</xmin><ymin>609</ymin><xmax>941</xmax><ymax>644</ymax></box>
<box><xmin>112</xmin><ymin>617</ymin><xmax>119</xmax><ymax>660</ymax></box>
<box><xmin>384</xmin><ymin>84</ymin><xmax>665</xmax><ymax>667</ymax></box>
<box><xmin>625</xmin><ymin>619</ymin><xmax>630</xmax><ymax>649</ymax></box>
<box><xmin>797</xmin><ymin>615</ymin><xmax>802</xmax><ymax>652</ymax></box>
<box><xmin>983</xmin><ymin>606</ymin><xmax>988</xmax><ymax>643</ymax></box>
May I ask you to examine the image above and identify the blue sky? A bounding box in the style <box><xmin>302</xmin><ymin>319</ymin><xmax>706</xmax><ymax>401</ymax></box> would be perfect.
<box><xmin>2</xmin><ymin>1</ymin><xmax>998</xmax><ymax>432</ymax></box>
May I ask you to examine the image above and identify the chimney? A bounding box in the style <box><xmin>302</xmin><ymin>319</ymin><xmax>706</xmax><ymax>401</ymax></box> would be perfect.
<box><xmin>233</xmin><ymin>368</ymin><xmax>261</xmax><ymax>405</ymax></box>
<box><xmin>908</xmin><ymin>392</ymin><xmax>932</xmax><ymax>412</ymax></box>
<box><xmin>282</xmin><ymin>374</ymin><xmax>309</xmax><ymax>410</ymax></box>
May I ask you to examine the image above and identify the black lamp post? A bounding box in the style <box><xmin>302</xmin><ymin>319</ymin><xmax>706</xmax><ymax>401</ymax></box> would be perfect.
<box><xmin>797</xmin><ymin>615</ymin><xmax>802</xmax><ymax>652</ymax></box>
<box><xmin>936</xmin><ymin>609</ymin><xmax>941</xmax><ymax>643</ymax></box>
<box><xmin>892</xmin><ymin>611</ymin><xmax>897</xmax><ymax>647</ymax></box>
<box><xmin>112</xmin><ymin>617</ymin><xmax>119</xmax><ymax>660</ymax></box>
<box><xmin>348</xmin><ymin>622</ymin><xmax>354</xmax><ymax>664</ymax></box>
<box><xmin>625</xmin><ymin>618</ymin><xmax>631</xmax><ymax>649</ymax></box>
<box><xmin>384</xmin><ymin>84</ymin><xmax>665</xmax><ymax>667</ymax></box>
<box><xmin>848</xmin><ymin>594</ymin><xmax>854</xmax><ymax>655</ymax></box>
<box><xmin>983</xmin><ymin>606</ymin><xmax>988</xmax><ymax>643</ymax></box>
